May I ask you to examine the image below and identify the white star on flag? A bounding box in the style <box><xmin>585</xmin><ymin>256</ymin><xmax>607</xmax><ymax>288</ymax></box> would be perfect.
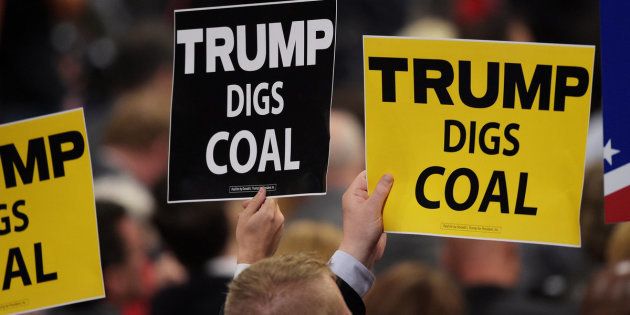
<box><xmin>604</xmin><ymin>139</ymin><xmax>620</xmax><ymax>166</ymax></box>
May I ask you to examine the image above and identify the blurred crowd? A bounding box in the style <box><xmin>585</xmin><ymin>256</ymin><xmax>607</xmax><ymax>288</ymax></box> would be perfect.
<box><xmin>2</xmin><ymin>0</ymin><xmax>627</xmax><ymax>314</ymax></box>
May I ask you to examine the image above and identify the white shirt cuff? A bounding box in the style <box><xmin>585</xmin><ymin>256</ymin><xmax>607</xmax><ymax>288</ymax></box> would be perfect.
<box><xmin>328</xmin><ymin>250</ymin><xmax>375</xmax><ymax>297</ymax></box>
<box><xmin>234</xmin><ymin>263</ymin><xmax>250</xmax><ymax>279</ymax></box>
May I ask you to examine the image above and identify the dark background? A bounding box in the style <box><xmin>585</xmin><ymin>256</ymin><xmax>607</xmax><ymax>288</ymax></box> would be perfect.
<box><xmin>169</xmin><ymin>0</ymin><xmax>336</xmax><ymax>201</ymax></box>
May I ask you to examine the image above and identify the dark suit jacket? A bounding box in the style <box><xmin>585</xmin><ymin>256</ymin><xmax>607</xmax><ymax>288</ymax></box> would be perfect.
<box><xmin>151</xmin><ymin>274</ymin><xmax>231</xmax><ymax>315</ymax></box>
<box><xmin>337</xmin><ymin>276</ymin><xmax>366</xmax><ymax>315</ymax></box>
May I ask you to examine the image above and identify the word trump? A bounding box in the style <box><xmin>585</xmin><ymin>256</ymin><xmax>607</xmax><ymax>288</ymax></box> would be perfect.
<box><xmin>0</xmin><ymin>131</ymin><xmax>84</xmax><ymax>189</ymax></box>
<box><xmin>0</xmin><ymin>132</ymin><xmax>83</xmax><ymax>290</ymax></box>
<box><xmin>177</xmin><ymin>19</ymin><xmax>334</xmax><ymax>74</ymax></box>
<box><xmin>368</xmin><ymin>57</ymin><xmax>589</xmax><ymax>111</ymax></box>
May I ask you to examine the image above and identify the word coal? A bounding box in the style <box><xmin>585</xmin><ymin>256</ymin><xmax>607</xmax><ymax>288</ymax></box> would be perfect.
<box><xmin>206</xmin><ymin>128</ymin><xmax>300</xmax><ymax>175</ymax></box>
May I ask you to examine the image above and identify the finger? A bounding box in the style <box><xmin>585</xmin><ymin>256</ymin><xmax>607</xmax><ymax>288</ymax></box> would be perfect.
<box><xmin>368</xmin><ymin>174</ymin><xmax>394</xmax><ymax>213</ymax></box>
<box><xmin>345</xmin><ymin>170</ymin><xmax>368</xmax><ymax>197</ymax></box>
<box><xmin>374</xmin><ymin>233</ymin><xmax>387</xmax><ymax>262</ymax></box>
<box><xmin>242</xmin><ymin>200</ymin><xmax>250</xmax><ymax>209</ymax></box>
<box><xmin>243</xmin><ymin>187</ymin><xmax>266</xmax><ymax>216</ymax></box>
<box><xmin>275</xmin><ymin>206</ymin><xmax>285</xmax><ymax>226</ymax></box>
<box><xmin>260</xmin><ymin>197</ymin><xmax>278</xmax><ymax>217</ymax></box>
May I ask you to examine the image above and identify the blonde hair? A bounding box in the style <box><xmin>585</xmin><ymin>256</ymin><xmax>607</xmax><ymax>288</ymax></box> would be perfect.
<box><xmin>225</xmin><ymin>254</ymin><xmax>344</xmax><ymax>315</ymax></box>
<box><xmin>275</xmin><ymin>220</ymin><xmax>342</xmax><ymax>262</ymax></box>
<box><xmin>103</xmin><ymin>88</ymin><xmax>171</xmax><ymax>150</ymax></box>
<box><xmin>607</xmin><ymin>223</ymin><xmax>630</xmax><ymax>265</ymax></box>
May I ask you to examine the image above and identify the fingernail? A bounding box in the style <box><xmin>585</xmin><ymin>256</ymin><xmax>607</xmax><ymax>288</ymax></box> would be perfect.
<box><xmin>257</xmin><ymin>187</ymin><xmax>266</xmax><ymax>195</ymax></box>
<box><xmin>382</xmin><ymin>174</ymin><xmax>394</xmax><ymax>185</ymax></box>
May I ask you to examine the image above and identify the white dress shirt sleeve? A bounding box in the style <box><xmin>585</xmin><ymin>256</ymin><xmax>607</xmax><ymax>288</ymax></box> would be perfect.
<box><xmin>328</xmin><ymin>250</ymin><xmax>375</xmax><ymax>297</ymax></box>
<box><xmin>233</xmin><ymin>263</ymin><xmax>250</xmax><ymax>279</ymax></box>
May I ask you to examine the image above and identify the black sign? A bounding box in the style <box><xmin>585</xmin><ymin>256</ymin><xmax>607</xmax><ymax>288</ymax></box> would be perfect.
<box><xmin>168</xmin><ymin>0</ymin><xmax>337</xmax><ymax>202</ymax></box>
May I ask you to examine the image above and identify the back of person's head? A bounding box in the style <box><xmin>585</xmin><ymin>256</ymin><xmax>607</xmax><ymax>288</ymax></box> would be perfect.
<box><xmin>365</xmin><ymin>262</ymin><xmax>464</xmax><ymax>315</ymax></box>
<box><xmin>97</xmin><ymin>200</ymin><xmax>128</xmax><ymax>271</ymax></box>
<box><xmin>225</xmin><ymin>253</ymin><xmax>350</xmax><ymax>315</ymax></box>
<box><xmin>96</xmin><ymin>200</ymin><xmax>149</xmax><ymax>305</ymax></box>
<box><xmin>101</xmin><ymin>88</ymin><xmax>171</xmax><ymax>186</ymax></box>
<box><xmin>103</xmin><ymin>88</ymin><xmax>171</xmax><ymax>151</ymax></box>
<box><xmin>607</xmin><ymin>223</ymin><xmax>630</xmax><ymax>265</ymax></box>
<box><xmin>442</xmin><ymin>238</ymin><xmax>520</xmax><ymax>287</ymax></box>
<box><xmin>275</xmin><ymin>220</ymin><xmax>342</xmax><ymax>262</ymax></box>
<box><xmin>582</xmin><ymin>260</ymin><xmax>630</xmax><ymax>314</ymax></box>
<box><xmin>153</xmin><ymin>201</ymin><xmax>228</xmax><ymax>274</ymax></box>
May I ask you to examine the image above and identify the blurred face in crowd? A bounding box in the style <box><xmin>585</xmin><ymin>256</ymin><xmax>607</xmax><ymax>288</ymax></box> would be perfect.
<box><xmin>107</xmin><ymin>217</ymin><xmax>152</xmax><ymax>305</ymax></box>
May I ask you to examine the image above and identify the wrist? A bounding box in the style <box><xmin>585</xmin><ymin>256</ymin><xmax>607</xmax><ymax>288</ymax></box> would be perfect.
<box><xmin>236</xmin><ymin>250</ymin><xmax>260</xmax><ymax>264</ymax></box>
<box><xmin>339</xmin><ymin>241</ymin><xmax>372</xmax><ymax>269</ymax></box>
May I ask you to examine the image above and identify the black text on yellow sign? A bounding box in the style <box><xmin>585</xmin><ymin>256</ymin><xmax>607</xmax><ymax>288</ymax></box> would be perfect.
<box><xmin>364</xmin><ymin>37</ymin><xmax>594</xmax><ymax>246</ymax></box>
<box><xmin>0</xmin><ymin>109</ymin><xmax>103</xmax><ymax>314</ymax></box>
<box><xmin>0</xmin><ymin>130</ymin><xmax>84</xmax><ymax>290</ymax></box>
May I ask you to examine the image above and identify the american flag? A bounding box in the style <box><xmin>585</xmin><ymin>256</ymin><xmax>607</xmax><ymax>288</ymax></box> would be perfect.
<box><xmin>601</xmin><ymin>0</ymin><xmax>630</xmax><ymax>223</ymax></box>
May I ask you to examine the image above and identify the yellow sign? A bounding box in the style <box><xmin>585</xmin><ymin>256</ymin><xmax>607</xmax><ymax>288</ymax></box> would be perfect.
<box><xmin>0</xmin><ymin>109</ymin><xmax>104</xmax><ymax>314</ymax></box>
<box><xmin>364</xmin><ymin>37</ymin><xmax>594</xmax><ymax>246</ymax></box>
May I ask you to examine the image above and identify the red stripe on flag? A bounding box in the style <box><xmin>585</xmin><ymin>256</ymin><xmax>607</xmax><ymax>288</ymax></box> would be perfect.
<box><xmin>605</xmin><ymin>184</ymin><xmax>630</xmax><ymax>223</ymax></box>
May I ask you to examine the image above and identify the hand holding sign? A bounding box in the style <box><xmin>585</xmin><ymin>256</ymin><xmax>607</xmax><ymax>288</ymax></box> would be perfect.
<box><xmin>236</xmin><ymin>188</ymin><xmax>285</xmax><ymax>264</ymax></box>
<box><xmin>339</xmin><ymin>171</ymin><xmax>393</xmax><ymax>270</ymax></box>
<box><xmin>364</xmin><ymin>37</ymin><xmax>594</xmax><ymax>246</ymax></box>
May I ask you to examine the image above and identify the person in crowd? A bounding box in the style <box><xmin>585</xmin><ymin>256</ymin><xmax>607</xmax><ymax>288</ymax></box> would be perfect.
<box><xmin>442</xmin><ymin>239</ymin><xmax>576</xmax><ymax>315</ymax></box>
<box><xmin>51</xmin><ymin>201</ymin><xmax>152</xmax><ymax>315</ymax></box>
<box><xmin>276</xmin><ymin>220</ymin><xmax>343</xmax><ymax>262</ymax></box>
<box><xmin>582</xmin><ymin>221</ymin><xmax>630</xmax><ymax>314</ymax></box>
<box><xmin>150</xmin><ymin>201</ymin><xmax>231</xmax><ymax>315</ymax></box>
<box><xmin>83</xmin><ymin>21</ymin><xmax>172</xmax><ymax>177</ymax></box>
<box><xmin>100</xmin><ymin>89</ymin><xmax>170</xmax><ymax>189</ymax></box>
<box><xmin>227</xmin><ymin>253</ymin><xmax>351</xmax><ymax>315</ymax></box>
<box><xmin>582</xmin><ymin>259</ymin><xmax>630</xmax><ymax>315</ymax></box>
<box><xmin>519</xmin><ymin>163</ymin><xmax>608</xmax><ymax>304</ymax></box>
<box><xmin>606</xmin><ymin>223</ymin><xmax>630</xmax><ymax>265</ymax></box>
<box><xmin>365</xmin><ymin>261</ymin><xmax>464</xmax><ymax>315</ymax></box>
<box><xmin>226</xmin><ymin>171</ymin><xmax>394</xmax><ymax>314</ymax></box>
<box><xmin>96</xmin><ymin>179</ymin><xmax>188</xmax><ymax>307</ymax></box>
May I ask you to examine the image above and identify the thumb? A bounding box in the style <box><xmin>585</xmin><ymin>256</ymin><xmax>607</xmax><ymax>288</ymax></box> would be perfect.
<box><xmin>368</xmin><ymin>174</ymin><xmax>393</xmax><ymax>213</ymax></box>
